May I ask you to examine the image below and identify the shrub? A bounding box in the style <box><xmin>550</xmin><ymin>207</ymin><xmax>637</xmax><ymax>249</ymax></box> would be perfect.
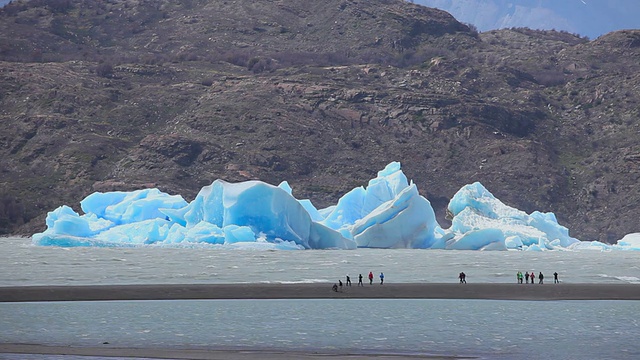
<box><xmin>95</xmin><ymin>62</ymin><xmax>114</xmax><ymax>78</ymax></box>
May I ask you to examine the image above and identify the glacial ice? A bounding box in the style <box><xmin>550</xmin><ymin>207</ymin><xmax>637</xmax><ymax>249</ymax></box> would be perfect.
<box><xmin>445</xmin><ymin>182</ymin><xmax>580</xmax><ymax>250</ymax></box>
<box><xmin>32</xmin><ymin>162</ymin><xmax>637</xmax><ymax>250</ymax></box>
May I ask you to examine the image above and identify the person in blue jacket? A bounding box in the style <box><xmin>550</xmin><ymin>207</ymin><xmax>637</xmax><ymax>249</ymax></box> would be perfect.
<box><xmin>379</xmin><ymin>272</ymin><xmax>384</xmax><ymax>285</ymax></box>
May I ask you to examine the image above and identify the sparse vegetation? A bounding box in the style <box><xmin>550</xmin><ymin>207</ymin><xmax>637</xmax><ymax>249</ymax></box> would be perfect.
<box><xmin>95</xmin><ymin>62</ymin><xmax>114</xmax><ymax>78</ymax></box>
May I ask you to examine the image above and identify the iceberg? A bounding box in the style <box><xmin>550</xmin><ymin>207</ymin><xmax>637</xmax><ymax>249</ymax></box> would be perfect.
<box><xmin>34</xmin><ymin>179</ymin><xmax>353</xmax><ymax>249</ymax></box>
<box><xmin>444</xmin><ymin>182</ymin><xmax>580</xmax><ymax>250</ymax></box>
<box><xmin>615</xmin><ymin>233</ymin><xmax>640</xmax><ymax>250</ymax></box>
<box><xmin>316</xmin><ymin>162</ymin><xmax>439</xmax><ymax>248</ymax></box>
<box><xmin>351</xmin><ymin>184</ymin><xmax>438</xmax><ymax>248</ymax></box>
<box><xmin>34</xmin><ymin>161</ymin><xmax>624</xmax><ymax>251</ymax></box>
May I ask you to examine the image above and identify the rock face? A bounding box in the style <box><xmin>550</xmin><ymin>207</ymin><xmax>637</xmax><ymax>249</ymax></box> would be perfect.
<box><xmin>0</xmin><ymin>0</ymin><xmax>639</xmax><ymax>242</ymax></box>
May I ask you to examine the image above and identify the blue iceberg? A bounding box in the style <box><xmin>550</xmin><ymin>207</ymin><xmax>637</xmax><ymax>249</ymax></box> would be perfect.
<box><xmin>444</xmin><ymin>182</ymin><xmax>580</xmax><ymax>251</ymax></box>
<box><xmin>34</xmin><ymin>161</ymin><xmax>625</xmax><ymax>250</ymax></box>
<box><xmin>34</xmin><ymin>180</ymin><xmax>353</xmax><ymax>250</ymax></box>
<box><xmin>317</xmin><ymin>162</ymin><xmax>439</xmax><ymax>248</ymax></box>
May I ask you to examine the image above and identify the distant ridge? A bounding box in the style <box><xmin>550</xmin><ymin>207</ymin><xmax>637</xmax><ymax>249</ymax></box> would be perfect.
<box><xmin>417</xmin><ymin>0</ymin><xmax>640</xmax><ymax>39</ymax></box>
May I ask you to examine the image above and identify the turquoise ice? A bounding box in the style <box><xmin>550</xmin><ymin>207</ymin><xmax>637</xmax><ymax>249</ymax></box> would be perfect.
<box><xmin>32</xmin><ymin>162</ymin><xmax>635</xmax><ymax>250</ymax></box>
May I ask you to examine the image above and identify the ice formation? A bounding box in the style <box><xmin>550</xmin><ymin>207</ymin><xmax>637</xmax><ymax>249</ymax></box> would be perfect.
<box><xmin>32</xmin><ymin>162</ymin><xmax>636</xmax><ymax>250</ymax></box>
<box><xmin>317</xmin><ymin>162</ymin><xmax>439</xmax><ymax>248</ymax></box>
<box><xmin>443</xmin><ymin>182</ymin><xmax>580</xmax><ymax>250</ymax></box>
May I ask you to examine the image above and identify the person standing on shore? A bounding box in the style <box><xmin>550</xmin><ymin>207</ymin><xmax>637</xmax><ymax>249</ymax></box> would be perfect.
<box><xmin>554</xmin><ymin>272</ymin><xmax>559</xmax><ymax>283</ymax></box>
<box><xmin>339</xmin><ymin>280</ymin><xmax>343</xmax><ymax>291</ymax></box>
<box><xmin>459</xmin><ymin>272</ymin><xmax>466</xmax><ymax>283</ymax></box>
<box><xmin>346</xmin><ymin>275</ymin><xmax>351</xmax><ymax>286</ymax></box>
<box><xmin>379</xmin><ymin>272</ymin><xmax>384</xmax><ymax>285</ymax></box>
<box><xmin>538</xmin><ymin>272</ymin><xmax>544</xmax><ymax>284</ymax></box>
<box><xmin>368</xmin><ymin>272</ymin><xmax>374</xmax><ymax>285</ymax></box>
<box><xmin>358</xmin><ymin>274</ymin><xmax>363</xmax><ymax>286</ymax></box>
<box><xmin>530</xmin><ymin>272</ymin><xmax>535</xmax><ymax>283</ymax></box>
<box><xmin>525</xmin><ymin>272</ymin><xmax>530</xmax><ymax>284</ymax></box>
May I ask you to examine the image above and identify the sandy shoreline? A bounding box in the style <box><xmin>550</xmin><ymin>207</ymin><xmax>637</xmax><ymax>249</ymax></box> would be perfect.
<box><xmin>0</xmin><ymin>344</ymin><xmax>473</xmax><ymax>360</ymax></box>
<box><xmin>1</xmin><ymin>283</ymin><xmax>639</xmax><ymax>302</ymax></box>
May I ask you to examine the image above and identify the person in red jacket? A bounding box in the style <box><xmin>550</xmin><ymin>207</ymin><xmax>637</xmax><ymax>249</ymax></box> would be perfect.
<box><xmin>368</xmin><ymin>271</ymin><xmax>374</xmax><ymax>285</ymax></box>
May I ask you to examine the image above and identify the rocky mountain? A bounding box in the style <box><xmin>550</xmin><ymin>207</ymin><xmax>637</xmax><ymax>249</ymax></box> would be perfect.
<box><xmin>0</xmin><ymin>0</ymin><xmax>639</xmax><ymax>242</ymax></box>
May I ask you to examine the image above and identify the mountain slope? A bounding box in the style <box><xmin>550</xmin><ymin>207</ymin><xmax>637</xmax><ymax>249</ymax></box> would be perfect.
<box><xmin>0</xmin><ymin>0</ymin><xmax>639</xmax><ymax>242</ymax></box>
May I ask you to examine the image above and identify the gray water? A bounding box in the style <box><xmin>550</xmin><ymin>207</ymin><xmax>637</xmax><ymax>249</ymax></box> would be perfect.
<box><xmin>2</xmin><ymin>237</ymin><xmax>640</xmax><ymax>359</ymax></box>
<box><xmin>1</xmin><ymin>237</ymin><xmax>639</xmax><ymax>286</ymax></box>
<box><xmin>1</xmin><ymin>299</ymin><xmax>639</xmax><ymax>360</ymax></box>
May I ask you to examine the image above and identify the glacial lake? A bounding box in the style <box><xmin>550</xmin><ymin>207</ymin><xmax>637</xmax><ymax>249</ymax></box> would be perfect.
<box><xmin>1</xmin><ymin>236</ymin><xmax>639</xmax><ymax>359</ymax></box>
<box><xmin>1</xmin><ymin>237</ymin><xmax>639</xmax><ymax>286</ymax></box>
<box><xmin>1</xmin><ymin>299</ymin><xmax>639</xmax><ymax>360</ymax></box>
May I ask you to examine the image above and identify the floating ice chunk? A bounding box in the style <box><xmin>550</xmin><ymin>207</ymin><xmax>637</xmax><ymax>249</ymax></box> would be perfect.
<box><xmin>316</xmin><ymin>162</ymin><xmax>440</xmax><ymax>249</ymax></box>
<box><xmin>445</xmin><ymin>182</ymin><xmax>579</xmax><ymax>250</ymax></box>
<box><xmin>569</xmin><ymin>241</ymin><xmax>612</xmax><ymax>251</ymax></box>
<box><xmin>615</xmin><ymin>233</ymin><xmax>640</xmax><ymax>250</ymax></box>
<box><xmin>352</xmin><ymin>184</ymin><xmax>438</xmax><ymax>248</ymax></box>
<box><xmin>321</xmin><ymin>162</ymin><xmax>410</xmax><ymax>231</ymax></box>
<box><xmin>32</xmin><ymin>206</ymin><xmax>115</xmax><ymax>246</ymax></box>
<box><xmin>220</xmin><ymin>181</ymin><xmax>325</xmax><ymax>247</ymax></box>
<box><xmin>528</xmin><ymin>211</ymin><xmax>579</xmax><ymax>247</ymax></box>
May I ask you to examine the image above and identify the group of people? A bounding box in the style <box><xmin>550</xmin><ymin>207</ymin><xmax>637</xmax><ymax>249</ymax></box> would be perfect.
<box><xmin>332</xmin><ymin>269</ymin><xmax>561</xmax><ymax>291</ymax></box>
<box><xmin>332</xmin><ymin>272</ymin><xmax>384</xmax><ymax>292</ymax></box>
<box><xmin>515</xmin><ymin>271</ymin><xmax>559</xmax><ymax>284</ymax></box>
<box><xmin>457</xmin><ymin>271</ymin><xmax>560</xmax><ymax>284</ymax></box>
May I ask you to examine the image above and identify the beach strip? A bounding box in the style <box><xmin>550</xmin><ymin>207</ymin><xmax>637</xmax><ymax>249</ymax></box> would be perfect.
<box><xmin>0</xmin><ymin>344</ymin><xmax>472</xmax><ymax>360</ymax></box>
<box><xmin>1</xmin><ymin>283</ymin><xmax>639</xmax><ymax>302</ymax></box>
